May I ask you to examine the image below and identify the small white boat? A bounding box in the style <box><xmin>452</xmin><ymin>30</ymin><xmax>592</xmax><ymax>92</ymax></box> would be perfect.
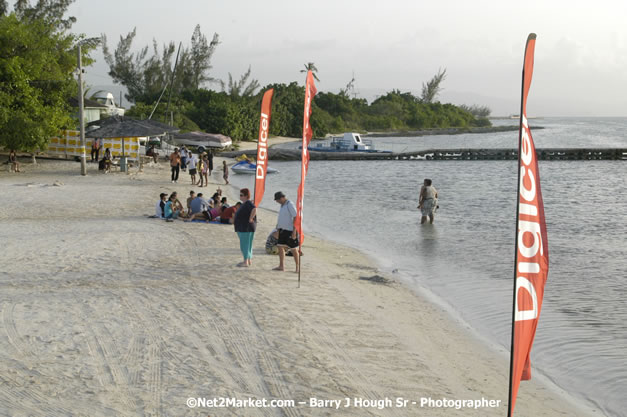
<box><xmin>231</xmin><ymin>160</ymin><xmax>279</xmax><ymax>175</ymax></box>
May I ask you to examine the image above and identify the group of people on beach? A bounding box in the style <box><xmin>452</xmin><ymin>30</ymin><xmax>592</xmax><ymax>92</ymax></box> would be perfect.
<box><xmin>168</xmin><ymin>146</ymin><xmax>229</xmax><ymax>186</ymax></box>
<box><xmin>89</xmin><ymin>138</ymin><xmax>114</xmax><ymax>173</ymax></box>
<box><xmin>152</xmin><ymin>186</ymin><xmax>300</xmax><ymax>273</ymax></box>
<box><xmin>154</xmin><ymin>188</ymin><xmax>232</xmax><ymax>222</ymax></box>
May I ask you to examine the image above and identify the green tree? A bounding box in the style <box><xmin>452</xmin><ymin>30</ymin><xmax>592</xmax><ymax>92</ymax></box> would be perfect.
<box><xmin>421</xmin><ymin>68</ymin><xmax>447</xmax><ymax>103</ymax></box>
<box><xmin>339</xmin><ymin>73</ymin><xmax>355</xmax><ymax>98</ymax></box>
<box><xmin>181</xmin><ymin>25</ymin><xmax>219</xmax><ymax>90</ymax></box>
<box><xmin>459</xmin><ymin>104</ymin><xmax>491</xmax><ymax>118</ymax></box>
<box><xmin>12</xmin><ymin>0</ymin><xmax>76</xmax><ymax>30</ymax></box>
<box><xmin>219</xmin><ymin>66</ymin><xmax>260</xmax><ymax>98</ymax></box>
<box><xmin>102</xmin><ymin>25</ymin><xmax>219</xmax><ymax>103</ymax></box>
<box><xmin>0</xmin><ymin>1</ymin><xmax>96</xmax><ymax>152</ymax></box>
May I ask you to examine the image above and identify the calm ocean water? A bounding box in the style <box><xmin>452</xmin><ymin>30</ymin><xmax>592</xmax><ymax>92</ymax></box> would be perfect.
<box><xmin>231</xmin><ymin>117</ymin><xmax>627</xmax><ymax>417</ymax></box>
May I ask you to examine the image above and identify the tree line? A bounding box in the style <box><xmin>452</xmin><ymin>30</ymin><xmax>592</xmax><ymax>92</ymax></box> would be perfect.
<box><xmin>1</xmin><ymin>0</ymin><xmax>491</xmax><ymax>153</ymax></box>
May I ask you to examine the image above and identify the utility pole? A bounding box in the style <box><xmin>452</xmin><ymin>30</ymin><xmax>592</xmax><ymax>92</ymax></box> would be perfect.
<box><xmin>77</xmin><ymin>44</ymin><xmax>87</xmax><ymax>175</ymax></box>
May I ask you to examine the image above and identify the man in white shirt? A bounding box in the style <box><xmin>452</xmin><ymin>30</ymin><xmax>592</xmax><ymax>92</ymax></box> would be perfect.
<box><xmin>187</xmin><ymin>152</ymin><xmax>198</xmax><ymax>185</ymax></box>
<box><xmin>272</xmin><ymin>191</ymin><xmax>299</xmax><ymax>273</ymax></box>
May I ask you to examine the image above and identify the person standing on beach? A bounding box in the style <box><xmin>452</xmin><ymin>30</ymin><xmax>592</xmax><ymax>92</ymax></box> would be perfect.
<box><xmin>9</xmin><ymin>150</ymin><xmax>21</xmax><ymax>172</ymax></box>
<box><xmin>199</xmin><ymin>153</ymin><xmax>209</xmax><ymax>187</ymax></box>
<box><xmin>418</xmin><ymin>178</ymin><xmax>438</xmax><ymax>224</ymax></box>
<box><xmin>233</xmin><ymin>188</ymin><xmax>256</xmax><ymax>267</ymax></box>
<box><xmin>180</xmin><ymin>146</ymin><xmax>188</xmax><ymax>172</ymax></box>
<box><xmin>222</xmin><ymin>160</ymin><xmax>229</xmax><ymax>184</ymax></box>
<box><xmin>90</xmin><ymin>139</ymin><xmax>100</xmax><ymax>162</ymax></box>
<box><xmin>187</xmin><ymin>152</ymin><xmax>198</xmax><ymax>185</ymax></box>
<box><xmin>272</xmin><ymin>191</ymin><xmax>299</xmax><ymax>273</ymax></box>
<box><xmin>170</xmin><ymin>148</ymin><xmax>181</xmax><ymax>183</ymax></box>
<box><xmin>208</xmin><ymin>151</ymin><xmax>214</xmax><ymax>175</ymax></box>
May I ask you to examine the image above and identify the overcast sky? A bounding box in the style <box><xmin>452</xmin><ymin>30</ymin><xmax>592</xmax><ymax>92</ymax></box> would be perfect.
<box><xmin>66</xmin><ymin>0</ymin><xmax>627</xmax><ymax>116</ymax></box>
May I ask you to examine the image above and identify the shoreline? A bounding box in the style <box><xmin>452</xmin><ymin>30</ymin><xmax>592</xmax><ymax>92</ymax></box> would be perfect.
<box><xmin>0</xmin><ymin>158</ymin><xmax>603</xmax><ymax>416</ymax></box>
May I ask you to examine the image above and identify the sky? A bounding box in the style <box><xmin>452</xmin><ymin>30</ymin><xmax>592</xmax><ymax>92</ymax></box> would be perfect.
<box><xmin>65</xmin><ymin>0</ymin><xmax>627</xmax><ymax>116</ymax></box>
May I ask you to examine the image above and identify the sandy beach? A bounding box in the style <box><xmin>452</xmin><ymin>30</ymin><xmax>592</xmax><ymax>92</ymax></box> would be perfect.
<box><xmin>0</xmin><ymin>155</ymin><xmax>601</xmax><ymax>416</ymax></box>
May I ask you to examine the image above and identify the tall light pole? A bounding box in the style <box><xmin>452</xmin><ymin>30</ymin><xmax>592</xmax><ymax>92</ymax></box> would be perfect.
<box><xmin>77</xmin><ymin>44</ymin><xmax>87</xmax><ymax>175</ymax></box>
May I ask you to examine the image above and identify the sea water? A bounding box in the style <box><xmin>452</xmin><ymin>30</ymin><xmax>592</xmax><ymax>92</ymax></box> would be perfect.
<box><xmin>230</xmin><ymin>117</ymin><xmax>627</xmax><ymax>417</ymax></box>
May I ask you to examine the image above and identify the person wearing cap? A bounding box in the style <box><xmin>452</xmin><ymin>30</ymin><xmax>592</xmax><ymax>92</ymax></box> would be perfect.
<box><xmin>273</xmin><ymin>191</ymin><xmax>299</xmax><ymax>273</ymax></box>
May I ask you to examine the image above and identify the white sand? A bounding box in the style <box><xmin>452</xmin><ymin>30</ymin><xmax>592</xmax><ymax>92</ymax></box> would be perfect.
<box><xmin>0</xmin><ymin>157</ymin><xmax>601</xmax><ymax>416</ymax></box>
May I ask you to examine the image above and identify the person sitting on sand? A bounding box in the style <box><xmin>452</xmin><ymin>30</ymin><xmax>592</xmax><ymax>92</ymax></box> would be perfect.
<box><xmin>209</xmin><ymin>205</ymin><xmax>221</xmax><ymax>220</ymax></box>
<box><xmin>210</xmin><ymin>192</ymin><xmax>221</xmax><ymax>208</ymax></box>
<box><xmin>187</xmin><ymin>193</ymin><xmax>213</xmax><ymax>222</ymax></box>
<box><xmin>186</xmin><ymin>191</ymin><xmax>196</xmax><ymax>213</ymax></box>
<box><xmin>418</xmin><ymin>178</ymin><xmax>438</xmax><ymax>224</ymax></box>
<box><xmin>155</xmin><ymin>193</ymin><xmax>167</xmax><ymax>218</ymax></box>
<box><xmin>189</xmin><ymin>193</ymin><xmax>208</xmax><ymax>215</ymax></box>
<box><xmin>9</xmin><ymin>150</ymin><xmax>20</xmax><ymax>172</ymax></box>
<box><xmin>265</xmin><ymin>229</ymin><xmax>280</xmax><ymax>255</ymax></box>
<box><xmin>146</xmin><ymin>144</ymin><xmax>159</xmax><ymax>163</ymax></box>
<box><xmin>220</xmin><ymin>197</ymin><xmax>229</xmax><ymax>209</ymax></box>
<box><xmin>169</xmin><ymin>192</ymin><xmax>187</xmax><ymax>217</ymax></box>
<box><xmin>164</xmin><ymin>195</ymin><xmax>181</xmax><ymax>220</ymax></box>
<box><xmin>100</xmin><ymin>148</ymin><xmax>113</xmax><ymax>173</ymax></box>
<box><xmin>217</xmin><ymin>201</ymin><xmax>240</xmax><ymax>224</ymax></box>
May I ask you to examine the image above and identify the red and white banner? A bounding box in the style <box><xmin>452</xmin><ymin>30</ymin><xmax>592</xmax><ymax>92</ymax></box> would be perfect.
<box><xmin>508</xmin><ymin>33</ymin><xmax>550</xmax><ymax>416</ymax></box>
<box><xmin>254</xmin><ymin>88</ymin><xmax>274</xmax><ymax>207</ymax></box>
<box><xmin>295</xmin><ymin>71</ymin><xmax>317</xmax><ymax>246</ymax></box>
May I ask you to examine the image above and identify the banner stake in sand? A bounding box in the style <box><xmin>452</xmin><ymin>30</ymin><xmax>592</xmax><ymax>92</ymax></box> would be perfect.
<box><xmin>295</xmin><ymin>71</ymin><xmax>317</xmax><ymax>287</ymax></box>
<box><xmin>507</xmin><ymin>33</ymin><xmax>550</xmax><ymax>417</ymax></box>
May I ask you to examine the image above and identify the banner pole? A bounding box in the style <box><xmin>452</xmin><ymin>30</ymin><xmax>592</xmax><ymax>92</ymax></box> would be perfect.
<box><xmin>507</xmin><ymin>33</ymin><xmax>534</xmax><ymax>417</ymax></box>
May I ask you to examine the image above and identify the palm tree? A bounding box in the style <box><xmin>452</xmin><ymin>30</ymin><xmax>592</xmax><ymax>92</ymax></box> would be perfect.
<box><xmin>300</xmin><ymin>62</ymin><xmax>320</xmax><ymax>82</ymax></box>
